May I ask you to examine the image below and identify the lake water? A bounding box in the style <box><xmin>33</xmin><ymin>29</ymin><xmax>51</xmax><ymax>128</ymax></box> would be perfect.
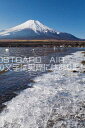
<box><xmin>0</xmin><ymin>46</ymin><xmax>84</xmax><ymax>108</ymax></box>
<box><xmin>0</xmin><ymin>46</ymin><xmax>85</xmax><ymax>128</ymax></box>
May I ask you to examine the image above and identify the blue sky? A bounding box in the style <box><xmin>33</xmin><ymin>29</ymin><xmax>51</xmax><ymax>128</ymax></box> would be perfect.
<box><xmin>0</xmin><ymin>0</ymin><xmax>85</xmax><ymax>38</ymax></box>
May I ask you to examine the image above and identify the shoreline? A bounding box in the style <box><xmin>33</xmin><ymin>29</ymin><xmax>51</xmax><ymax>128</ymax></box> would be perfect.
<box><xmin>0</xmin><ymin>50</ymin><xmax>85</xmax><ymax>127</ymax></box>
<box><xmin>0</xmin><ymin>47</ymin><xmax>74</xmax><ymax>113</ymax></box>
<box><xmin>0</xmin><ymin>40</ymin><xmax>85</xmax><ymax>47</ymax></box>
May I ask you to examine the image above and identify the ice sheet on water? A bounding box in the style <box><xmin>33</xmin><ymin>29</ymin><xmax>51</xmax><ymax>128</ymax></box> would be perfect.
<box><xmin>0</xmin><ymin>51</ymin><xmax>85</xmax><ymax>128</ymax></box>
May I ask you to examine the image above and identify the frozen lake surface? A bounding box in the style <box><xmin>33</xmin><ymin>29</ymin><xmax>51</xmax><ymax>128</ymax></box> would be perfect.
<box><xmin>0</xmin><ymin>47</ymin><xmax>85</xmax><ymax>128</ymax></box>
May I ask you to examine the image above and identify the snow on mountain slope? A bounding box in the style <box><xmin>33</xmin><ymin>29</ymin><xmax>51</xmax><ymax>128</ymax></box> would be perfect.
<box><xmin>0</xmin><ymin>20</ymin><xmax>58</xmax><ymax>36</ymax></box>
<box><xmin>0</xmin><ymin>20</ymin><xmax>79</xmax><ymax>40</ymax></box>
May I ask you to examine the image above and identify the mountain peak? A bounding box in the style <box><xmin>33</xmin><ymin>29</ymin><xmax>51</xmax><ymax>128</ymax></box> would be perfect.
<box><xmin>0</xmin><ymin>19</ymin><xmax>57</xmax><ymax>36</ymax></box>
<box><xmin>20</xmin><ymin>19</ymin><xmax>54</xmax><ymax>33</ymax></box>
<box><xmin>24</xmin><ymin>20</ymin><xmax>39</xmax><ymax>24</ymax></box>
<box><xmin>0</xmin><ymin>19</ymin><xmax>78</xmax><ymax>40</ymax></box>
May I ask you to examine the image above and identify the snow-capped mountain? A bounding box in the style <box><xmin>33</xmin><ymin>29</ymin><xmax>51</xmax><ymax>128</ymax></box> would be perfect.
<box><xmin>0</xmin><ymin>20</ymin><xmax>79</xmax><ymax>40</ymax></box>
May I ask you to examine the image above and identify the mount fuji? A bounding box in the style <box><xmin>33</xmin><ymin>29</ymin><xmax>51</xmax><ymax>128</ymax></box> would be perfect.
<box><xmin>0</xmin><ymin>20</ymin><xmax>79</xmax><ymax>40</ymax></box>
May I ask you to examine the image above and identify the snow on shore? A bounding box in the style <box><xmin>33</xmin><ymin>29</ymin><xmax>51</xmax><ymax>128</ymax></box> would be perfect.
<box><xmin>0</xmin><ymin>51</ymin><xmax>85</xmax><ymax>128</ymax></box>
